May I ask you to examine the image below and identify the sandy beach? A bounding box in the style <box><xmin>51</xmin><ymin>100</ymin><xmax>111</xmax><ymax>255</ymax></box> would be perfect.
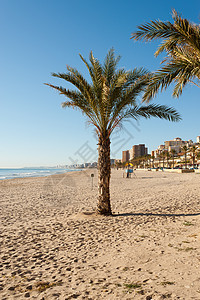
<box><xmin>0</xmin><ymin>169</ymin><xmax>200</xmax><ymax>299</ymax></box>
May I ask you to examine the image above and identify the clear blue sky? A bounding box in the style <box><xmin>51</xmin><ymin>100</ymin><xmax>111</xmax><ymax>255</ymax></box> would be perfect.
<box><xmin>0</xmin><ymin>0</ymin><xmax>199</xmax><ymax>167</ymax></box>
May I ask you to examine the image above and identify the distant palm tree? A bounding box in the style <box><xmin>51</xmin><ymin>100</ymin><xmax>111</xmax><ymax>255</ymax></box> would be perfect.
<box><xmin>190</xmin><ymin>145</ymin><xmax>198</xmax><ymax>169</ymax></box>
<box><xmin>151</xmin><ymin>155</ymin><xmax>155</xmax><ymax>168</ymax></box>
<box><xmin>45</xmin><ymin>49</ymin><xmax>181</xmax><ymax>215</ymax></box>
<box><xmin>131</xmin><ymin>10</ymin><xmax>200</xmax><ymax>101</ymax></box>
<box><xmin>157</xmin><ymin>154</ymin><xmax>162</xmax><ymax>168</ymax></box>
<box><xmin>182</xmin><ymin>145</ymin><xmax>189</xmax><ymax>169</ymax></box>
<box><xmin>143</xmin><ymin>154</ymin><xmax>151</xmax><ymax>168</ymax></box>
<box><xmin>196</xmin><ymin>151</ymin><xmax>200</xmax><ymax>168</ymax></box>
<box><xmin>170</xmin><ymin>149</ymin><xmax>177</xmax><ymax>169</ymax></box>
<box><xmin>161</xmin><ymin>151</ymin><xmax>167</xmax><ymax>168</ymax></box>
<box><xmin>165</xmin><ymin>151</ymin><xmax>170</xmax><ymax>168</ymax></box>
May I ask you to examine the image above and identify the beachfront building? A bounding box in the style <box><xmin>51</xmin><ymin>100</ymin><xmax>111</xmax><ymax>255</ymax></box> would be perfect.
<box><xmin>122</xmin><ymin>150</ymin><xmax>130</xmax><ymax>163</ymax></box>
<box><xmin>164</xmin><ymin>137</ymin><xmax>187</xmax><ymax>153</ymax></box>
<box><xmin>152</xmin><ymin>136</ymin><xmax>200</xmax><ymax>168</ymax></box>
<box><xmin>122</xmin><ymin>144</ymin><xmax>148</xmax><ymax>163</ymax></box>
<box><xmin>154</xmin><ymin>144</ymin><xmax>165</xmax><ymax>158</ymax></box>
<box><xmin>154</xmin><ymin>138</ymin><xmax>189</xmax><ymax>158</ymax></box>
<box><xmin>129</xmin><ymin>144</ymin><xmax>148</xmax><ymax>160</ymax></box>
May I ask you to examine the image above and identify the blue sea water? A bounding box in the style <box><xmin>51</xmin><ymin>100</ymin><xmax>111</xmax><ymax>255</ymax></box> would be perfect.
<box><xmin>0</xmin><ymin>168</ymin><xmax>80</xmax><ymax>180</ymax></box>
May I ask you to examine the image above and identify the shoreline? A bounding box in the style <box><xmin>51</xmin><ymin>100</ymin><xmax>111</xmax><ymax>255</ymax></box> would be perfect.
<box><xmin>0</xmin><ymin>168</ymin><xmax>85</xmax><ymax>182</ymax></box>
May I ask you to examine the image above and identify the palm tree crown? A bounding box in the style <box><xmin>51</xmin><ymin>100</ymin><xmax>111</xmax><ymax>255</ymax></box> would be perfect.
<box><xmin>46</xmin><ymin>49</ymin><xmax>180</xmax><ymax>135</ymax></box>
<box><xmin>131</xmin><ymin>10</ymin><xmax>200</xmax><ymax>101</ymax></box>
<box><xmin>45</xmin><ymin>49</ymin><xmax>181</xmax><ymax>215</ymax></box>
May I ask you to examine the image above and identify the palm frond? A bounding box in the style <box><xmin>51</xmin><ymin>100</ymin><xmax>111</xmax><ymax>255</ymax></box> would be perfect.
<box><xmin>129</xmin><ymin>104</ymin><xmax>182</xmax><ymax>122</ymax></box>
<box><xmin>46</xmin><ymin>48</ymin><xmax>181</xmax><ymax>138</ymax></box>
<box><xmin>44</xmin><ymin>83</ymin><xmax>100</xmax><ymax>127</ymax></box>
<box><xmin>103</xmin><ymin>48</ymin><xmax>121</xmax><ymax>85</ymax></box>
<box><xmin>109</xmin><ymin>103</ymin><xmax>181</xmax><ymax>134</ymax></box>
<box><xmin>131</xmin><ymin>9</ymin><xmax>200</xmax><ymax>100</ymax></box>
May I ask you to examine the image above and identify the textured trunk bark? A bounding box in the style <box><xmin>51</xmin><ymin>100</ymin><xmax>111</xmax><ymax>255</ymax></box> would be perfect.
<box><xmin>97</xmin><ymin>134</ymin><xmax>112</xmax><ymax>215</ymax></box>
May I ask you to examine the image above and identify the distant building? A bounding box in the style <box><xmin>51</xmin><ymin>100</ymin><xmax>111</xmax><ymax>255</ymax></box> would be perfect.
<box><xmin>122</xmin><ymin>150</ymin><xmax>130</xmax><ymax>163</ymax></box>
<box><xmin>164</xmin><ymin>137</ymin><xmax>189</xmax><ymax>153</ymax></box>
<box><xmin>115</xmin><ymin>159</ymin><xmax>122</xmax><ymax>164</ymax></box>
<box><xmin>197</xmin><ymin>136</ymin><xmax>200</xmax><ymax>143</ymax></box>
<box><xmin>153</xmin><ymin>137</ymin><xmax>197</xmax><ymax>158</ymax></box>
<box><xmin>84</xmin><ymin>162</ymin><xmax>91</xmax><ymax>168</ymax></box>
<box><xmin>130</xmin><ymin>144</ymin><xmax>148</xmax><ymax>159</ymax></box>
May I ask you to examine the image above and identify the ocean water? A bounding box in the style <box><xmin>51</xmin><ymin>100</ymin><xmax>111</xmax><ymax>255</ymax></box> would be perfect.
<box><xmin>0</xmin><ymin>168</ymin><xmax>80</xmax><ymax>180</ymax></box>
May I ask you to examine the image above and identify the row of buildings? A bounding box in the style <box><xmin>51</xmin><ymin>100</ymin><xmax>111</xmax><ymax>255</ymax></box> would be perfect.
<box><xmin>65</xmin><ymin>136</ymin><xmax>200</xmax><ymax>168</ymax></box>
<box><xmin>120</xmin><ymin>136</ymin><xmax>200</xmax><ymax>165</ymax></box>
<box><xmin>152</xmin><ymin>136</ymin><xmax>200</xmax><ymax>158</ymax></box>
<box><xmin>66</xmin><ymin>162</ymin><xmax>98</xmax><ymax>169</ymax></box>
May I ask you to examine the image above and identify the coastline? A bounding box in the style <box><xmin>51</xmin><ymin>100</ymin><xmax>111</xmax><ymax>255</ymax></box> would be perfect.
<box><xmin>0</xmin><ymin>169</ymin><xmax>200</xmax><ymax>299</ymax></box>
<box><xmin>0</xmin><ymin>168</ymin><xmax>84</xmax><ymax>181</ymax></box>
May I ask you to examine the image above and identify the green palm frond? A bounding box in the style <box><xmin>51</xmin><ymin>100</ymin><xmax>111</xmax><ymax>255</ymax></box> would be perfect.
<box><xmin>103</xmin><ymin>48</ymin><xmax>121</xmax><ymax>85</ymax></box>
<box><xmin>109</xmin><ymin>103</ymin><xmax>181</xmax><ymax>133</ymax></box>
<box><xmin>45</xmin><ymin>49</ymin><xmax>181</xmax><ymax>137</ymax></box>
<box><xmin>131</xmin><ymin>10</ymin><xmax>200</xmax><ymax>51</ymax></box>
<box><xmin>131</xmin><ymin>9</ymin><xmax>200</xmax><ymax>100</ymax></box>
<box><xmin>129</xmin><ymin>104</ymin><xmax>181</xmax><ymax>122</ymax></box>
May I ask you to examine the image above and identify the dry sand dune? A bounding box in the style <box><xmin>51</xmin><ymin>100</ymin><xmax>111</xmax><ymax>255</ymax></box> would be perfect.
<box><xmin>0</xmin><ymin>169</ymin><xmax>200</xmax><ymax>299</ymax></box>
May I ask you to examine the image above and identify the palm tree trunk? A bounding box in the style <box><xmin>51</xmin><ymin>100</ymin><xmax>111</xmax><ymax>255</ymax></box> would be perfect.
<box><xmin>185</xmin><ymin>153</ymin><xmax>187</xmax><ymax>169</ymax></box>
<box><xmin>97</xmin><ymin>134</ymin><xmax>112</xmax><ymax>215</ymax></box>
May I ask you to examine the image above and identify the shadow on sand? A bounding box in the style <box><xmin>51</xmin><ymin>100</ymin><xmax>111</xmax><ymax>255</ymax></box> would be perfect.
<box><xmin>112</xmin><ymin>212</ymin><xmax>200</xmax><ymax>217</ymax></box>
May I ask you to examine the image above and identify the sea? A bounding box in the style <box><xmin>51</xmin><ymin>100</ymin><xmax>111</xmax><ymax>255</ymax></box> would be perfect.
<box><xmin>0</xmin><ymin>168</ymin><xmax>81</xmax><ymax>180</ymax></box>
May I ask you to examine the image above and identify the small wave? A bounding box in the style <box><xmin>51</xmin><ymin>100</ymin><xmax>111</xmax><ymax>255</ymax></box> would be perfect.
<box><xmin>0</xmin><ymin>169</ymin><xmax>81</xmax><ymax>180</ymax></box>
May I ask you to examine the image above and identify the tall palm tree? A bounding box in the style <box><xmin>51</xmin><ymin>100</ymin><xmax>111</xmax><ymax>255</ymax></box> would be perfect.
<box><xmin>161</xmin><ymin>151</ymin><xmax>166</xmax><ymax>168</ymax></box>
<box><xmin>143</xmin><ymin>154</ymin><xmax>150</xmax><ymax>168</ymax></box>
<box><xmin>45</xmin><ymin>49</ymin><xmax>181</xmax><ymax>215</ymax></box>
<box><xmin>182</xmin><ymin>145</ymin><xmax>189</xmax><ymax>169</ymax></box>
<box><xmin>190</xmin><ymin>145</ymin><xmax>198</xmax><ymax>169</ymax></box>
<box><xmin>170</xmin><ymin>149</ymin><xmax>177</xmax><ymax>169</ymax></box>
<box><xmin>196</xmin><ymin>151</ymin><xmax>200</xmax><ymax>169</ymax></box>
<box><xmin>151</xmin><ymin>154</ymin><xmax>155</xmax><ymax>168</ymax></box>
<box><xmin>147</xmin><ymin>154</ymin><xmax>151</xmax><ymax>168</ymax></box>
<box><xmin>165</xmin><ymin>151</ymin><xmax>170</xmax><ymax>168</ymax></box>
<box><xmin>131</xmin><ymin>10</ymin><xmax>200</xmax><ymax>101</ymax></box>
<box><xmin>158</xmin><ymin>154</ymin><xmax>162</xmax><ymax>168</ymax></box>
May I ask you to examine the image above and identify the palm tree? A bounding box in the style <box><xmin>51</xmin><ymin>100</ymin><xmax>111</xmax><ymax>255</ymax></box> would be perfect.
<box><xmin>170</xmin><ymin>149</ymin><xmax>177</xmax><ymax>169</ymax></box>
<box><xmin>45</xmin><ymin>49</ymin><xmax>181</xmax><ymax>215</ymax></box>
<box><xmin>158</xmin><ymin>154</ymin><xmax>162</xmax><ymax>168</ymax></box>
<box><xmin>182</xmin><ymin>145</ymin><xmax>189</xmax><ymax>169</ymax></box>
<box><xmin>131</xmin><ymin>10</ymin><xmax>200</xmax><ymax>101</ymax></box>
<box><xmin>151</xmin><ymin>154</ymin><xmax>155</xmax><ymax>168</ymax></box>
<box><xmin>161</xmin><ymin>151</ymin><xmax>166</xmax><ymax>168</ymax></box>
<box><xmin>165</xmin><ymin>151</ymin><xmax>170</xmax><ymax>168</ymax></box>
<box><xmin>143</xmin><ymin>154</ymin><xmax>150</xmax><ymax>168</ymax></box>
<box><xmin>196</xmin><ymin>151</ymin><xmax>200</xmax><ymax>168</ymax></box>
<box><xmin>190</xmin><ymin>145</ymin><xmax>198</xmax><ymax>169</ymax></box>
